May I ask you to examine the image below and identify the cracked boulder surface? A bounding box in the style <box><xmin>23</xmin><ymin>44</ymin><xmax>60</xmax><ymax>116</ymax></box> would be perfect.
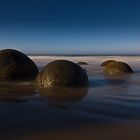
<box><xmin>36</xmin><ymin>60</ymin><xmax>89</xmax><ymax>88</ymax></box>
<box><xmin>103</xmin><ymin>61</ymin><xmax>134</xmax><ymax>75</ymax></box>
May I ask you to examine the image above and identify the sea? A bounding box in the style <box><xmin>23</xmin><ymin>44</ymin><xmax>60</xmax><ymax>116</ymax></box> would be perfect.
<box><xmin>0</xmin><ymin>54</ymin><xmax>140</xmax><ymax>140</ymax></box>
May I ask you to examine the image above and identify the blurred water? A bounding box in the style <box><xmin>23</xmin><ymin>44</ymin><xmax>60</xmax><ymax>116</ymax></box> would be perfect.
<box><xmin>0</xmin><ymin>56</ymin><xmax>140</xmax><ymax>140</ymax></box>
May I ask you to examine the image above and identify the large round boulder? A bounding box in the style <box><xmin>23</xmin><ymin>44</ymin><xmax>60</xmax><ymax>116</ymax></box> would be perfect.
<box><xmin>36</xmin><ymin>60</ymin><xmax>89</xmax><ymax>88</ymax></box>
<box><xmin>77</xmin><ymin>61</ymin><xmax>88</xmax><ymax>65</ymax></box>
<box><xmin>101</xmin><ymin>60</ymin><xmax>116</xmax><ymax>67</ymax></box>
<box><xmin>0</xmin><ymin>49</ymin><xmax>39</xmax><ymax>80</ymax></box>
<box><xmin>104</xmin><ymin>61</ymin><xmax>134</xmax><ymax>75</ymax></box>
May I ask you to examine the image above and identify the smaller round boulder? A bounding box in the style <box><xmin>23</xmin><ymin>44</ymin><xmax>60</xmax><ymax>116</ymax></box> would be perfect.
<box><xmin>101</xmin><ymin>60</ymin><xmax>116</xmax><ymax>67</ymax></box>
<box><xmin>77</xmin><ymin>62</ymin><xmax>88</xmax><ymax>65</ymax></box>
<box><xmin>104</xmin><ymin>61</ymin><xmax>134</xmax><ymax>75</ymax></box>
<box><xmin>0</xmin><ymin>49</ymin><xmax>39</xmax><ymax>80</ymax></box>
<box><xmin>36</xmin><ymin>60</ymin><xmax>89</xmax><ymax>88</ymax></box>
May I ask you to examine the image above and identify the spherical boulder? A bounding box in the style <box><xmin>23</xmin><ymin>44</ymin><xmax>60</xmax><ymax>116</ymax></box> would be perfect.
<box><xmin>104</xmin><ymin>61</ymin><xmax>134</xmax><ymax>75</ymax></box>
<box><xmin>0</xmin><ymin>49</ymin><xmax>39</xmax><ymax>80</ymax></box>
<box><xmin>36</xmin><ymin>60</ymin><xmax>89</xmax><ymax>88</ymax></box>
<box><xmin>77</xmin><ymin>62</ymin><xmax>88</xmax><ymax>65</ymax></box>
<box><xmin>101</xmin><ymin>60</ymin><xmax>116</xmax><ymax>67</ymax></box>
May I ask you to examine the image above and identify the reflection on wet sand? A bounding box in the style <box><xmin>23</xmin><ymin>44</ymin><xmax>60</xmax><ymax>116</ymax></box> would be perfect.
<box><xmin>104</xmin><ymin>74</ymin><xmax>131</xmax><ymax>93</ymax></box>
<box><xmin>39</xmin><ymin>87</ymin><xmax>88</xmax><ymax>102</ymax></box>
<box><xmin>38</xmin><ymin>87</ymin><xmax>88</xmax><ymax>110</ymax></box>
<box><xmin>104</xmin><ymin>74</ymin><xmax>131</xmax><ymax>85</ymax></box>
<box><xmin>0</xmin><ymin>81</ymin><xmax>37</xmax><ymax>103</ymax></box>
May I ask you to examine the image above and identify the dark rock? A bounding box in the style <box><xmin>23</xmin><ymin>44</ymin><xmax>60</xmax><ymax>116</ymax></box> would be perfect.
<box><xmin>0</xmin><ymin>49</ymin><xmax>39</xmax><ymax>80</ymax></box>
<box><xmin>104</xmin><ymin>61</ymin><xmax>134</xmax><ymax>75</ymax></box>
<box><xmin>101</xmin><ymin>60</ymin><xmax>116</xmax><ymax>67</ymax></box>
<box><xmin>77</xmin><ymin>62</ymin><xmax>88</xmax><ymax>65</ymax></box>
<box><xmin>36</xmin><ymin>60</ymin><xmax>89</xmax><ymax>88</ymax></box>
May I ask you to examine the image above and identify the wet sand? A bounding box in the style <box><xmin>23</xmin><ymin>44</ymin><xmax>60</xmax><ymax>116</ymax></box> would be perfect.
<box><xmin>20</xmin><ymin>124</ymin><xmax>140</xmax><ymax>140</ymax></box>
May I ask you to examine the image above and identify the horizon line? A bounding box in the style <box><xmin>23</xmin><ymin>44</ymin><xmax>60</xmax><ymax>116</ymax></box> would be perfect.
<box><xmin>27</xmin><ymin>53</ymin><xmax>140</xmax><ymax>56</ymax></box>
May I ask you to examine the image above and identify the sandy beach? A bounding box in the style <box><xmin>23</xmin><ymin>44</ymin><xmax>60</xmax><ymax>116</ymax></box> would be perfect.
<box><xmin>0</xmin><ymin>55</ymin><xmax>140</xmax><ymax>140</ymax></box>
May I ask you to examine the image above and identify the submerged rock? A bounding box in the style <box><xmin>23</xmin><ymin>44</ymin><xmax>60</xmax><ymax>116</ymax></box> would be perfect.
<box><xmin>36</xmin><ymin>60</ymin><xmax>89</xmax><ymax>88</ymax></box>
<box><xmin>77</xmin><ymin>62</ymin><xmax>88</xmax><ymax>65</ymax></box>
<box><xmin>0</xmin><ymin>49</ymin><xmax>39</xmax><ymax>80</ymax></box>
<box><xmin>101</xmin><ymin>60</ymin><xmax>116</xmax><ymax>67</ymax></box>
<box><xmin>104</xmin><ymin>61</ymin><xmax>134</xmax><ymax>75</ymax></box>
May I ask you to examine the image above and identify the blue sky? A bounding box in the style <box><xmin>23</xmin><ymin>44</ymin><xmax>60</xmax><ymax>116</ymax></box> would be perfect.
<box><xmin>0</xmin><ymin>0</ymin><xmax>140</xmax><ymax>54</ymax></box>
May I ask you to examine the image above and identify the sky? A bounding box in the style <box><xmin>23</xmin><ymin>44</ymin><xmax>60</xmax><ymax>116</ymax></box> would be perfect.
<box><xmin>0</xmin><ymin>0</ymin><xmax>140</xmax><ymax>54</ymax></box>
